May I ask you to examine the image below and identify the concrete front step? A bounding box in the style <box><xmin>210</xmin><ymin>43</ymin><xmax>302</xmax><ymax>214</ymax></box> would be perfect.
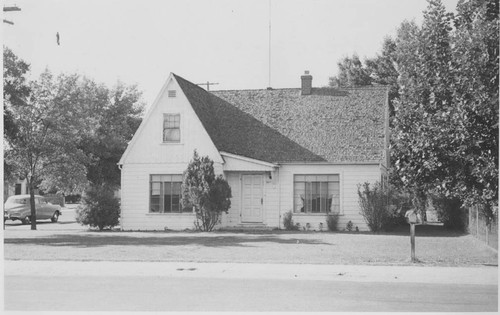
<box><xmin>219</xmin><ymin>224</ymin><xmax>275</xmax><ymax>231</ymax></box>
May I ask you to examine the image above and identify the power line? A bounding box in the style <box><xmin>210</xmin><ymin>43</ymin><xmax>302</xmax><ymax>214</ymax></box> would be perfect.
<box><xmin>3</xmin><ymin>5</ymin><xmax>21</xmax><ymax>25</ymax></box>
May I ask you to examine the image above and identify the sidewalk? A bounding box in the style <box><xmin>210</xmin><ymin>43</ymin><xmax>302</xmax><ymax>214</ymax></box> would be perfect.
<box><xmin>5</xmin><ymin>260</ymin><xmax>497</xmax><ymax>285</ymax></box>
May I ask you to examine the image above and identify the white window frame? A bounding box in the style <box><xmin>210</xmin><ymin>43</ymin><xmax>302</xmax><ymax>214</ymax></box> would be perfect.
<box><xmin>293</xmin><ymin>174</ymin><xmax>341</xmax><ymax>215</ymax></box>
<box><xmin>149</xmin><ymin>174</ymin><xmax>189</xmax><ymax>213</ymax></box>
<box><xmin>162</xmin><ymin>113</ymin><xmax>181</xmax><ymax>143</ymax></box>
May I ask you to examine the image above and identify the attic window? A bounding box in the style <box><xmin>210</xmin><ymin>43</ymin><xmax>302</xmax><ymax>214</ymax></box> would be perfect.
<box><xmin>163</xmin><ymin>114</ymin><xmax>180</xmax><ymax>142</ymax></box>
<box><xmin>168</xmin><ymin>90</ymin><xmax>176</xmax><ymax>98</ymax></box>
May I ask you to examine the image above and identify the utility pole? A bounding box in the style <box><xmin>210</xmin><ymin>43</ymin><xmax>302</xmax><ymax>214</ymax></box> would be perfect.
<box><xmin>3</xmin><ymin>5</ymin><xmax>21</xmax><ymax>25</ymax></box>
<box><xmin>196</xmin><ymin>81</ymin><xmax>219</xmax><ymax>91</ymax></box>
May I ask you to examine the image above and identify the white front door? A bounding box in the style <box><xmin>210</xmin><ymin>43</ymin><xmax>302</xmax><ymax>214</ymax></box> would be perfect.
<box><xmin>241</xmin><ymin>174</ymin><xmax>263</xmax><ymax>223</ymax></box>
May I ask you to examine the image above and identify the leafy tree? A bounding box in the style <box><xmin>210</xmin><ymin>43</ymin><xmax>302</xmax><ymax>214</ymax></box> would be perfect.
<box><xmin>391</xmin><ymin>0</ymin><xmax>498</xmax><ymax>220</ymax></box>
<box><xmin>328</xmin><ymin>0</ymin><xmax>498</xmax><ymax>223</ymax></box>
<box><xmin>181</xmin><ymin>151</ymin><xmax>232</xmax><ymax>231</ymax></box>
<box><xmin>3</xmin><ymin>47</ymin><xmax>30</xmax><ymax>182</ymax></box>
<box><xmin>391</xmin><ymin>0</ymin><xmax>455</xmax><ymax>216</ymax></box>
<box><xmin>329</xmin><ymin>54</ymin><xmax>372</xmax><ymax>87</ymax></box>
<box><xmin>4</xmin><ymin>70</ymin><xmax>91</xmax><ymax>229</ymax></box>
<box><xmin>432</xmin><ymin>196</ymin><xmax>467</xmax><ymax>231</ymax></box>
<box><xmin>358</xmin><ymin>182</ymin><xmax>393</xmax><ymax>232</ymax></box>
<box><xmin>76</xmin><ymin>184</ymin><xmax>120</xmax><ymax>230</ymax></box>
<box><xmin>365</xmin><ymin>37</ymin><xmax>399</xmax><ymax>114</ymax></box>
<box><xmin>450</xmin><ymin>0</ymin><xmax>499</xmax><ymax>217</ymax></box>
<box><xmin>79</xmin><ymin>82</ymin><xmax>143</xmax><ymax>188</ymax></box>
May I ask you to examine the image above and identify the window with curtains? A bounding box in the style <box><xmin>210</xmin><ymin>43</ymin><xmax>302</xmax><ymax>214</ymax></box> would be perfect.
<box><xmin>150</xmin><ymin>175</ymin><xmax>191</xmax><ymax>213</ymax></box>
<box><xmin>163</xmin><ymin>114</ymin><xmax>180</xmax><ymax>142</ymax></box>
<box><xmin>293</xmin><ymin>175</ymin><xmax>340</xmax><ymax>214</ymax></box>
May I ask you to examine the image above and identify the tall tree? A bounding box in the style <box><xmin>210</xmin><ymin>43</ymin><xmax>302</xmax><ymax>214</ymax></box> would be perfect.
<box><xmin>329</xmin><ymin>54</ymin><xmax>372</xmax><ymax>87</ymax></box>
<box><xmin>391</xmin><ymin>0</ymin><xmax>455</xmax><ymax>214</ymax></box>
<box><xmin>365</xmin><ymin>37</ymin><xmax>399</xmax><ymax>114</ymax></box>
<box><xmin>4</xmin><ymin>70</ymin><xmax>92</xmax><ymax>229</ymax></box>
<box><xmin>79</xmin><ymin>81</ymin><xmax>143</xmax><ymax>188</ymax></box>
<box><xmin>3</xmin><ymin>47</ymin><xmax>30</xmax><ymax>181</ymax></box>
<box><xmin>450</xmin><ymin>0</ymin><xmax>499</xmax><ymax>215</ymax></box>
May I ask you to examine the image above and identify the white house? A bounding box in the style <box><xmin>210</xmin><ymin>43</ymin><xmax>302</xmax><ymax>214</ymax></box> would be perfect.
<box><xmin>118</xmin><ymin>72</ymin><xmax>389</xmax><ymax>231</ymax></box>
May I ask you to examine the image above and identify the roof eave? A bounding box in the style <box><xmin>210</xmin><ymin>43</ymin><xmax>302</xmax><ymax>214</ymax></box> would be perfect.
<box><xmin>220</xmin><ymin>151</ymin><xmax>279</xmax><ymax>168</ymax></box>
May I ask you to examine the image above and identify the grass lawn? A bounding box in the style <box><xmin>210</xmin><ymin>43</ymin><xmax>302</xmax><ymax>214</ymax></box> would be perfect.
<box><xmin>3</xmin><ymin>223</ymin><xmax>497</xmax><ymax>267</ymax></box>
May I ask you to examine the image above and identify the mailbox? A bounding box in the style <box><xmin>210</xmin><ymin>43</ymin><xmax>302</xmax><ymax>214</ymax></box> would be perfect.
<box><xmin>405</xmin><ymin>210</ymin><xmax>422</xmax><ymax>225</ymax></box>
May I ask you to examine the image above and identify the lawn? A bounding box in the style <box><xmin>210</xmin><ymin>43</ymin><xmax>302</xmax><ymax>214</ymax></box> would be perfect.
<box><xmin>3</xmin><ymin>223</ymin><xmax>497</xmax><ymax>267</ymax></box>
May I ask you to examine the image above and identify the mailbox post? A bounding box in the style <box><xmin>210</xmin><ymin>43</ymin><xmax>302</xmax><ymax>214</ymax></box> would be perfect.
<box><xmin>405</xmin><ymin>210</ymin><xmax>421</xmax><ymax>262</ymax></box>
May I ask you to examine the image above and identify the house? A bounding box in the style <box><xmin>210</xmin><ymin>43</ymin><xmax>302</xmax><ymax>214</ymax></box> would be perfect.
<box><xmin>118</xmin><ymin>72</ymin><xmax>389</xmax><ymax>231</ymax></box>
<box><xmin>3</xmin><ymin>179</ymin><xmax>36</xmax><ymax>201</ymax></box>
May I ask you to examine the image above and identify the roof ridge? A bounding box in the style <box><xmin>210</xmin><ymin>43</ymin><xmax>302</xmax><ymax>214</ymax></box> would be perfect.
<box><xmin>212</xmin><ymin>86</ymin><xmax>389</xmax><ymax>93</ymax></box>
<box><xmin>212</xmin><ymin>88</ymin><xmax>300</xmax><ymax>92</ymax></box>
<box><xmin>172</xmin><ymin>73</ymin><xmax>210</xmax><ymax>94</ymax></box>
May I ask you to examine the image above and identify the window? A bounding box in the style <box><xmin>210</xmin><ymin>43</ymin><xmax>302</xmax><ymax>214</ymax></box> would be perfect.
<box><xmin>14</xmin><ymin>198</ymin><xmax>28</xmax><ymax>205</ymax></box>
<box><xmin>163</xmin><ymin>114</ymin><xmax>180</xmax><ymax>142</ymax></box>
<box><xmin>150</xmin><ymin>175</ymin><xmax>190</xmax><ymax>213</ymax></box>
<box><xmin>168</xmin><ymin>90</ymin><xmax>176</xmax><ymax>97</ymax></box>
<box><xmin>294</xmin><ymin>175</ymin><xmax>340</xmax><ymax>214</ymax></box>
<box><xmin>15</xmin><ymin>184</ymin><xmax>21</xmax><ymax>195</ymax></box>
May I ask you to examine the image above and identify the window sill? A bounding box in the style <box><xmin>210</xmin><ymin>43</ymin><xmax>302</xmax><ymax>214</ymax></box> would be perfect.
<box><xmin>146</xmin><ymin>212</ymin><xmax>194</xmax><ymax>216</ymax></box>
<box><xmin>160</xmin><ymin>142</ymin><xmax>184</xmax><ymax>145</ymax></box>
<box><xmin>293</xmin><ymin>213</ymin><xmax>344</xmax><ymax>216</ymax></box>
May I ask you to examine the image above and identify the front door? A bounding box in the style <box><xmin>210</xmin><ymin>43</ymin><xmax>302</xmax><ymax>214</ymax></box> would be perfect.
<box><xmin>241</xmin><ymin>174</ymin><xmax>263</xmax><ymax>223</ymax></box>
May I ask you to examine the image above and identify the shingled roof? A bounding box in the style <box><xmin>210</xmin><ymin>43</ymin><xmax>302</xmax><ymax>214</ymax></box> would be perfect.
<box><xmin>174</xmin><ymin>74</ymin><xmax>324</xmax><ymax>163</ymax></box>
<box><xmin>174</xmin><ymin>74</ymin><xmax>388</xmax><ymax>164</ymax></box>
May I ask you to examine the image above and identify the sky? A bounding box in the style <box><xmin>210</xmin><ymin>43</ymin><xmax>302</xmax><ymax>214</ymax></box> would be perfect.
<box><xmin>3</xmin><ymin>0</ymin><xmax>460</xmax><ymax>106</ymax></box>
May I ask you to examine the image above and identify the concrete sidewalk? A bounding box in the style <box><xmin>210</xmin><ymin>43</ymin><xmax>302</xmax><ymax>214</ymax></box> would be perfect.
<box><xmin>5</xmin><ymin>260</ymin><xmax>498</xmax><ymax>285</ymax></box>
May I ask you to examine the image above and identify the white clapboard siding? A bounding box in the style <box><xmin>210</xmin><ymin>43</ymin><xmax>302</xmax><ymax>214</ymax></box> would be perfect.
<box><xmin>277</xmin><ymin>164</ymin><xmax>383</xmax><ymax>231</ymax></box>
<box><xmin>122</xmin><ymin>75</ymin><xmax>222</xmax><ymax>166</ymax></box>
<box><xmin>121</xmin><ymin>162</ymin><xmax>224</xmax><ymax>231</ymax></box>
<box><xmin>120</xmin><ymin>74</ymin><xmax>225</xmax><ymax>231</ymax></box>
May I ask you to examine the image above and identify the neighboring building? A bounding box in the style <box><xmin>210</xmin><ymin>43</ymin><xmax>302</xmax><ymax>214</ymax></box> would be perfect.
<box><xmin>118</xmin><ymin>72</ymin><xmax>389</xmax><ymax>231</ymax></box>
<box><xmin>4</xmin><ymin>179</ymin><xmax>31</xmax><ymax>201</ymax></box>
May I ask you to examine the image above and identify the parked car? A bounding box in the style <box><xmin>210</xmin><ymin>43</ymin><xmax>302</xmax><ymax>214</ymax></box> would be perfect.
<box><xmin>4</xmin><ymin>195</ymin><xmax>62</xmax><ymax>224</ymax></box>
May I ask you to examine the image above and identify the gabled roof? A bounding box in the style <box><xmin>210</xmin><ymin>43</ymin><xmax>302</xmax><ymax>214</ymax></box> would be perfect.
<box><xmin>212</xmin><ymin>87</ymin><xmax>388</xmax><ymax>163</ymax></box>
<box><xmin>174</xmin><ymin>74</ymin><xmax>388</xmax><ymax>164</ymax></box>
<box><xmin>174</xmin><ymin>74</ymin><xmax>324</xmax><ymax>163</ymax></box>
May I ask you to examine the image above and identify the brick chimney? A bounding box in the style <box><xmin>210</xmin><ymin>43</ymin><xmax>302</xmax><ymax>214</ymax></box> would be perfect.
<box><xmin>301</xmin><ymin>70</ymin><xmax>312</xmax><ymax>95</ymax></box>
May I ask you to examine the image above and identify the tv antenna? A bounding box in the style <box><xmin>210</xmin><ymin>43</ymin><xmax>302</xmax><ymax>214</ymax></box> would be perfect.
<box><xmin>267</xmin><ymin>0</ymin><xmax>272</xmax><ymax>89</ymax></box>
<box><xmin>196</xmin><ymin>81</ymin><xmax>219</xmax><ymax>91</ymax></box>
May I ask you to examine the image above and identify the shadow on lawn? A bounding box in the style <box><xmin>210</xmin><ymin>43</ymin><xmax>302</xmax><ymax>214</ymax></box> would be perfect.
<box><xmin>373</xmin><ymin>224</ymin><xmax>467</xmax><ymax>238</ymax></box>
<box><xmin>4</xmin><ymin>234</ymin><xmax>332</xmax><ymax>248</ymax></box>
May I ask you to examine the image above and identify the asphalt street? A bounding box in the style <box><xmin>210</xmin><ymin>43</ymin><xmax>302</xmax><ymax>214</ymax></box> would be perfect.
<box><xmin>4</xmin><ymin>260</ymin><xmax>498</xmax><ymax>312</ymax></box>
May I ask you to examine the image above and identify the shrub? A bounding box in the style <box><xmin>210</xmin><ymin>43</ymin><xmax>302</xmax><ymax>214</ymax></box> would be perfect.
<box><xmin>283</xmin><ymin>211</ymin><xmax>298</xmax><ymax>230</ymax></box>
<box><xmin>357</xmin><ymin>182</ymin><xmax>391</xmax><ymax>232</ymax></box>
<box><xmin>346</xmin><ymin>220</ymin><xmax>354</xmax><ymax>231</ymax></box>
<box><xmin>76</xmin><ymin>185</ymin><xmax>120</xmax><ymax>230</ymax></box>
<box><xmin>326</xmin><ymin>215</ymin><xmax>339</xmax><ymax>231</ymax></box>
<box><xmin>383</xmin><ymin>192</ymin><xmax>411</xmax><ymax>230</ymax></box>
<box><xmin>181</xmin><ymin>151</ymin><xmax>232</xmax><ymax>232</ymax></box>
<box><xmin>432</xmin><ymin>196</ymin><xmax>466</xmax><ymax>231</ymax></box>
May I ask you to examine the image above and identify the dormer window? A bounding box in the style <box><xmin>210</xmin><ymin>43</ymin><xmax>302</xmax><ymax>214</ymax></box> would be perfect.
<box><xmin>163</xmin><ymin>114</ymin><xmax>180</xmax><ymax>142</ymax></box>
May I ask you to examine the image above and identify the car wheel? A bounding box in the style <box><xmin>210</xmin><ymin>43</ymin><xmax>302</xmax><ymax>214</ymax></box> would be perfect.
<box><xmin>22</xmin><ymin>216</ymin><xmax>31</xmax><ymax>225</ymax></box>
<box><xmin>51</xmin><ymin>211</ymin><xmax>59</xmax><ymax>223</ymax></box>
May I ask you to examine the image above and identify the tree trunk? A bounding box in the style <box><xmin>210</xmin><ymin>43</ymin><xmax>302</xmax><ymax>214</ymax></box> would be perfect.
<box><xmin>28</xmin><ymin>177</ymin><xmax>37</xmax><ymax>230</ymax></box>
